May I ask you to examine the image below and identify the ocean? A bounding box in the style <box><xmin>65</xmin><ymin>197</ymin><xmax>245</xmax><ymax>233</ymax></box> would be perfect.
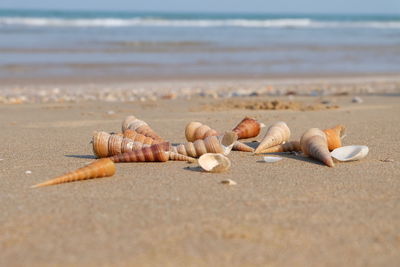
<box><xmin>0</xmin><ymin>9</ymin><xmax>400</xmax><ymax>81</ymax></box>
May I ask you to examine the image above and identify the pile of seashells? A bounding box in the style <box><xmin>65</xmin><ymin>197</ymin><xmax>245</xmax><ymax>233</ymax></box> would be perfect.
<box><xmin>32</xmin><ymin>115</ymin><xmax>368</xmax><ymax>188</ymax></box>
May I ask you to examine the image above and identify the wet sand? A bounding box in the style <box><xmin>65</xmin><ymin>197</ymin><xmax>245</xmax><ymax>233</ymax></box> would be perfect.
<box><xmin>0</xmin><ymin>78</ymin><xmax>400</xmax><ymax>266</ymax></box>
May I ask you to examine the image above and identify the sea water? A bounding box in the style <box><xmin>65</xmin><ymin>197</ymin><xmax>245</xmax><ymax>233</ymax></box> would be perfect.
<box><xmin>0</xmin><ymin>9</ymin><xmax>400</xmax><ymax>80</ymax></box>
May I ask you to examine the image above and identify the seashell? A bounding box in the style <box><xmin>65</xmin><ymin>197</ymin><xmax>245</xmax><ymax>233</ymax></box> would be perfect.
<box><xmin>232</xmin><ymin>141</ymin><xmax>254</xmax><ymax>152</ymax></box>
<box><xmin>300</xmin><ymin>128</ymin><xmax>334</xmax><ymax>167</ymax></box>
<box><xmin>171</xmin><ymin>132</ymin><xmax>237</xmax><ymax>158</ymax></box>
<box><xmin>221</xmin><ymin>179</ymin><xmax>237</xmax><ymax>185</ymax></box>
<box><xmin>109</xmin><ymin>142</ymin><xmax>170</xmax><ymax>163</ymax></box>
<box><xmin>167</xmin><ymin>151</ymin><xmax>197</xmax><ymax>163</ymax></box>
<box><xmin>185</xmin><ymin>121</ymin><xmax>252</xmax><ymax>152</ymax></box>
<box><xmin>254</xmin><ymin>121</ymin><xmax>291</xmax><ymax>154</ymax></box>
<box><xmin>123</xmin><ymin>129</ymin><xmax>161</xmax><ymax>145</ymax></box>
<box><xmin>122</xmin><ymin>115</ymin><xmax>164</xmax><ymax>141</ymax></box>
<box><xmin>258</xmin><ymin>141</ymin><xmax>301</xmax><ymax>153</ymax></box>
<box><xmin>232</xmin><ymin>116</ymin><xmax>264</xmax><ymax>139</ymax></box>
<box><xmin>198</xmin><ymin>153</ymin><xmax>231</xmax><ymax>173</ymax></box>
<box><xmin>31</xmin><ymin>158</ymin><xmax>116</xmax><ymax>188</ymax></box>
<box><xmin>323</xmin><ymin>125</ymin><xmax>346</xmax><ymax>151</ymax></box>
<box><xmin>92</xmin><ymin>131</ymin><xmax>148</xmax><ymax>158</ymax></box>
<box><xmin>185</xmin><ymin>122</ymin><xmax>218</xmax><ymax>142</ymax></box>
<box><xmin>331</xmin><ymin>145</ymin><xmax>368</xmax><ymax>162</ymax></box>
<box><xmin>263</xmin><ymin>156</ymin><xmax>283</xmax><ymax>163</ymax></box>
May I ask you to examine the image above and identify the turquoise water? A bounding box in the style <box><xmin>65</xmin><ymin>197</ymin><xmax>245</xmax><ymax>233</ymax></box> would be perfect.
<box><xmin>1</xmin><ymin>9</ymin><xmax>400</xmax><ymax>80</ymax></box>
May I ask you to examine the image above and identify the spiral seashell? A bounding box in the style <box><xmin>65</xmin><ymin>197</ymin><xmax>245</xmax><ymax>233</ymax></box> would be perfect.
<box><xmin>254</xmin><ymin>121</ymin><xmax>290</xmax><ymax>154</ymax></box>
<box><xmin>185</xmin><ymin>122</ymin><xmax>219</xmax><ymax>142</ymax></box>
<box><xmin>232</xmin><ymin>141</ymin><xmax>254</xmax><ymax>152</ymax></box>
<box><xmin>171</xmin><ymin>132</ymin><xmax>237</xmax><ymax>158</ymax></box>
<box><xmin>92</xmin><ymin>131</ymin><xmax>148</xmax><ymax>158</ymax></box>
<box><xmin>122</xmin><ymin>115</ymin><xmax>164</xmax><ymax>141</ymax></box>
<box><xmin>323</xmin><ymin>125</ymin><xmax>346</xmax><ymax>151</ymax></box>
<box><xmin>123</xmin><ymin>129</ymin><xmax>161</xmax><ymax>145</ymax></box>
<box><xmin>185</xmin><ymin>121</ymin><xmax>253</xmax><ymax>152</ymax></box>
<box><xmin>300</xmin><ymin>128</ymin><xmax>334</xmax><ymax>167</ymax></box>
<box><xmin>167</xmin><ymin>151</ymin><xmax>197</xmax><ymax>163</ymax></box>
<box><xmin>258</xmin><ymin>141</ymin><xmax>301</xmax><ymax>153</ymax></box>
<box><xmin>109</xmin><ymin>142</ymin><xmax>170</xmax><ymax>163</ymax></box>
<box><xmin>31</xmin><ymin>158</ymin><xmax>116</xmax><ymax>188</ymax></box>
<box><xmin>232</xmin><ymin>117</ymin><xmax>263</xmax><ymax>139</ymax></box>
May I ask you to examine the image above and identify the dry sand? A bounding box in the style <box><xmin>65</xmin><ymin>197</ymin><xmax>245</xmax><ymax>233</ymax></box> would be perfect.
<box><xmin>0</xmin><ymin>78</ymin><xmax>400</xmax><ymax>266</ymax></box>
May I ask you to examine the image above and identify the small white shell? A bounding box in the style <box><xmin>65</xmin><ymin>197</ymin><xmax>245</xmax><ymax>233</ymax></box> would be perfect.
<box><xmin>198</xmin><ymin>153</ymin><xmax>231</xmax><ymax>173</ymax></box>
<box><xmin>263</xmin><ymin>156</ymin><xmax>283</xmax><ymax>163</ymax></box>
<box><xmin>331</xmin><ymin>145</ymin><xmax>369</xmax><ymax>162</ymax></box>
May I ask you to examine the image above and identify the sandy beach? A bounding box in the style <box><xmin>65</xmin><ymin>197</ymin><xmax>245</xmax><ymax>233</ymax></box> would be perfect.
<box><xmin>0</xmin><ymin>76</ymin><xmax>399</xmax><ymax>266</ymax></box>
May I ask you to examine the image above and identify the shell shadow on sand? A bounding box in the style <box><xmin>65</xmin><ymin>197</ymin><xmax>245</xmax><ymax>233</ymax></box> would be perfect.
<box><xmin>65</xmin><ymin>154</ymin><xmax>97</xmax><ymax>159</ymax></box>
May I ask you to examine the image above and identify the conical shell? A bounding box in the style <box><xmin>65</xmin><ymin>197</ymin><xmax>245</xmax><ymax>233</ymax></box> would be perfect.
<box><xmin>109</xmin><ymin>142</ymin><xmax>170</xmax><ymax>163</ymax></box>
<box><xmin>167</xmin><ymin>151</ymin><xmax>197</xmax><ymax>163</ymax></box>
<box><xmin>232</xmin><ymin>141</ymin><xmax>254</xmax><ymax>152</ymax></box>
<box><xmin>323</xmin><ymin>125</ymin><xmax>346</xmax><ymax>151</ymax></box>
<box><xmin>122</xmin><ymin>115</ymin><xmax>164</xmax><ymax>141</ymax></box>
<box><xmin>331</xmin><ymin>145</ymin><xmax>368</xmax><ymax>162</ymax></box>
<box><xmin>198</xmin><ymin>153</ymin><xmax>231</xmax><ymax>173</ymax></box>
<box><xmin>258</xmin><ymin>141</ymin><xmax>301</xmax><ymax>153</ymax></box>
<box><xmin>300</xmin><ymin>128</ymin><xmax>334</xmax><ymax>167</ymax></box>
<box><xmin>254</xmin><ymin>121</ymin><xmax>290</xmax><ymax>154</ymax></box>
<box><xmin>31</xmin><ymin>158</ymin><xmax>116</xmax><ymax>188</ymax></box>
<box><xmin>123</xmin><ymin>129</ymin><xmax>160</xmax><ymax>145</ymax></box>
<box><xmin>171</xmin><ymin>133</ymin><xmax>237</xmax><ymax>158</ymax></box>
<box><xmin>232</xmin><ymin>117</ymin><xmax>263</xmax><ymax>139</ymax></box>
<box><xmin>92</xmin><ymin>131</ymin><xmax>148</xmax><ymax>158</ymax></box>
<box><xmin>185</xmin><ymin>122</ymin><xmax>219</xmax><ymax>142</ymax></box>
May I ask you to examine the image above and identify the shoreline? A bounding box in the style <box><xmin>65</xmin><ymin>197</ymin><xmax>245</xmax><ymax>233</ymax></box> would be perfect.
<box><xmin>1</xmin><ymin>73</ymin><xmax>400</xmax><ymax>104</ymax></box>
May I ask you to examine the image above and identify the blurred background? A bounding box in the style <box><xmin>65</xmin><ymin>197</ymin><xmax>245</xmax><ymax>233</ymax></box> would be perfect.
<box><xmin>0</xmin><ymin>0</ymin><xmax>399</xmax><ymax>82</ymax></box>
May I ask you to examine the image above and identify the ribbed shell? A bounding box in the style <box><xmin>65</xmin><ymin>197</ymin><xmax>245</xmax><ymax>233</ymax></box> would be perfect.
<box><xmin>122</xmin><ymin>115</ymin><xmax>164</xmax><ymax>141</ymax></box>
<box><xmin>92</xmin><ymin>131</ymin><xmax>148</xmax><ymax>158</ymax></box>
<box><xmin>184</xmin><ymin>121</ymin><xmax>251</xmax><ymax>152</ymax></box>
<box><xmin>259</xmin><ymin>141</ymin><xmax>301</xmax><ymax>153</ymax></box>
<box><xmin>323</xmin><ymin>125</ymin><xmax>346</xmax><ymax>151</ymax></box>
<box><xmin>300</xmin><ymin>128</ymin><xmax>334</xmax><ymax>167</ymax></box>
<box><xmin>254</xmin><ymin>121</ymin><xmax>291</xmax><ymax>154</ymax></box>
<box><xmin>109</xmin><ymin>142</ymin><xmax>170</xmax><ymax>163</ymax></box>
<box><xmin>232</xmin><ymin>117</ymin><xmax>262</xmax><ymax>139</ymax></box>
<box><xmin>123</xmin><ymin>129</ymin><xmax>160</xmax><ymax>145</ymax></box>
<box><xmin>185</xmin><ymin>122</ymin><xmax>219</xmax><ymax>142</ymax></box>
<box><xmin>32</xmin><ymin>158</ymin><xmax>116</xmax><ymax>188</ymax></box>
<box><xmin>167</xmin><ymin>151</ymin><xmax>197</xmax><ymax>163</ymax></box>
<box><xmin>171</xmin><ymin>136</ymin><xmax>225</xmax><ymax>158</ymax></box>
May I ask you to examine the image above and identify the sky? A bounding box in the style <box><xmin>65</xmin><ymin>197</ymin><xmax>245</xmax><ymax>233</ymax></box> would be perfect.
<box><xmin>0</xmin><ymin>0</ymin><xmax>399</xmax><ymax>14</ymax></box>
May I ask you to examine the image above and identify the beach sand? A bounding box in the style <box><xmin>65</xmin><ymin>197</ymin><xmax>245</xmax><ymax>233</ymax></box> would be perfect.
<box><xmin>0</xmin><ymin>77</ymin><xmax>400</xmax><ymax>266</ymax></box>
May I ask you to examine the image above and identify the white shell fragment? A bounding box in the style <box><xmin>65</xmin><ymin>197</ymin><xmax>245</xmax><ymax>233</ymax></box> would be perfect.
<box><xmin>263</xmin><ymin>156</ymin><xmax>283</xmax><ymax>163</ymax></box>
<box><xmin>221</xmin><ymin>179</ymin><xmax>237</xmax><ymax>185</ymax></box>
<box><xmin>331</xmin><ymin>145</ymin><xmax>369</xmax><ymax>162</ymax></box>
<box><xmin>198</xmin><ymin>153</ymin><xmax>231</xmax><ymax>173</ymax></box>
<box><xmin>219</xmin><ymin>131</ymin><xmax>238</xmax><ymax>155</ymax></box>
<box><xmin>25</xmin><ymin>170</ymin><xmax>32</xmax><ymax>174</ymax></box>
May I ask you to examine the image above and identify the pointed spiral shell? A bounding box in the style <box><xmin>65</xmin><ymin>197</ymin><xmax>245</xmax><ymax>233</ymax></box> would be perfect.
<box><xmin>184</xmin><ymin>121</ymin><xmax>252</xmax><ymax>152</ymax></box>
<box><xmin>109</xmin><ymin>142</ymin><xmax>170</xmax><ymax>163</ymax></box>
<box><xmin>171</xmin><ymin>136</ymin><xmax>227</xmax><ymax>158</ymax></box>
<box><xmin>92</xmin><ymin>131</ymin><xmax>148</xmax><ymax>158</ymax></box>
<box><xmin>122</xmin><ymin>115</ymin><xmax>164</xmax><ymax>141</ymax></box>
<box><xmin>300</xmin><ymin>128</ymin><xmax>334</xmax><ymax>167</ymax></box>
<box><xmin>32</xmin><ymin>158</ymin><xmax>116</xmax><ymax>188</ymax></box>
<box><xmin>123</xmin><ymin>129</ymin><xmax>161</xmax><ymax>145</ymax></box>
<box><xmin>254</xmin><ymin>121</ymin><xmax>291</xmax><ymax>154</ymax></box>
<box><xmin>258</xmin><ymin>141</ymin><xmax>301</xmax><ymax>153</ymax></box>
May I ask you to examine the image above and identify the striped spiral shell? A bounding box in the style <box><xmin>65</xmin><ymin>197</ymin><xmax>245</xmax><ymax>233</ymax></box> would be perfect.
<box><xmin>300</xmin><ymin>128</ymin><xmax>334</xmax><ymax>167</ymax></box>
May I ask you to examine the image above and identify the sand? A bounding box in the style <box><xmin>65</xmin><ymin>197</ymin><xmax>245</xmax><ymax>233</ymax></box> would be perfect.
<box><xmin>0</xmin><ymin>77</ymin><xmax>400</xmax><ymax>266</ymax></box>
